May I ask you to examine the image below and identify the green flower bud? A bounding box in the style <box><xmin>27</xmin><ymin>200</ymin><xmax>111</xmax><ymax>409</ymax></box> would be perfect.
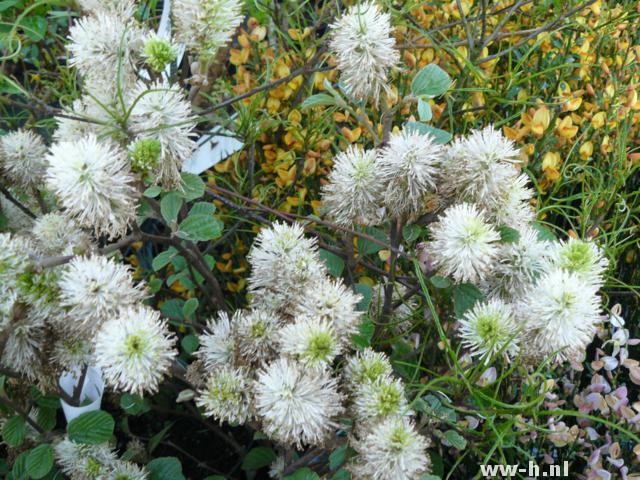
<box><xmin>142</xmin><ymin>37</ymin><xmax>176</xmax><ymax>73</ymax></box>
<box><xmin>130</xmin><ymin>138</ymin><xmax>161</xmax><ymax>174</ymax></box>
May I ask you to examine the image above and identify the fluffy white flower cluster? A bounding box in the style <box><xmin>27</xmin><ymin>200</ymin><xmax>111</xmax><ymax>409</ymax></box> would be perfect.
<box><xmin>0</xmin><ymin>231</ymin><xmax>176</xmax><ymax>393</ymax></box>
<box><xmin>329</xmin><ymin>1</ymin><xmax>399</xmax><ymax>104</ymax></box>
<box><xmin>192</xmin><ymin>223</ymin><xmax>431</xmax><ymax>478</ymax></box>
<box><xmin>323</xmin><ymin>125</ymin><xmax>608</xmax><ymax>364</ymax></box>
<box><xmin>0</xmin><ymin>0</ymin><xmax>243</xmax><ymax>242</ymax></box>
<box><xmin>322</xmin><ymin>128</ymin><xmax>444</xmax><ymax>224</ymax></box>
<box><xmin>429</xmin><ymin>130</ymin><xmax>607</xmax><ymax>363</ymax></box>
<box><xmin>54</xmin><ymin>436</ymin><xmax>148</xmax><ymax>479</ymax></box>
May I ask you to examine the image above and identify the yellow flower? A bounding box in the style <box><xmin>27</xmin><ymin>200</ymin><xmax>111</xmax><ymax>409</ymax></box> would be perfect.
<box><xmin>579</xmin><ymin>142</ymin><xmax>593</xmax><ymax>161</ymax></box>
<box><xmin>591</xmin><ymin>111</ymin><xmax>606</xmax><ymax>129</ymax></box>
<box><xmin>542</xmin><ymin>151</ymin><xmax>562</xmax><ymax>181</ymax></box>
<box><xmin>531</xmin><ymin>107</ymin><xmax>551</xmax><ymax>137</ymax></box>
<box><xmin>555</xmin><ymin>116</ymin><xmax>578</xmax><ymax>138</ymax></box>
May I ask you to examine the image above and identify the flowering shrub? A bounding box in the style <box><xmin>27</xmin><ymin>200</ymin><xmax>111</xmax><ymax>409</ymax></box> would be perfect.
<box><xmin>0</xmin><ymin>0</ymin><xmax>639</xmax><ymax>479</ymax></box>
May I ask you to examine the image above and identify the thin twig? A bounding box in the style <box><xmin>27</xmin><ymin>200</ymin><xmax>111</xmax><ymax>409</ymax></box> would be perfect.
<box><xmin>0</xmin><ymin>184</ymin><xmax>36</xmax><ymax>218</ymax></box>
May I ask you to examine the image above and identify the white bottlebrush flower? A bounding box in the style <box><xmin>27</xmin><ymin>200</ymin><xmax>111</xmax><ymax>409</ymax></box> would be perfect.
<box><xmin>329</xmin><ymin>1</ymin><xmax>399</xmax><ymax>103</ymax></box>
<box><xmin>0</xmin><ymin>129</ymin><xmax>48</xmax><ymax>188</ymax></box>
<box><xmin>254</xmin><ymin>358</ymin><xmax>343</xmax><ymax>448</ymax></box>
<box><xmin>428</xmin><ymin>203</ymin><xmax>500</xmax><ymax>283</ymax></box>
<box><xmin>107</xmin><ymin>461</ymin><xmax>148</xmax><ymax>479</ymax></box>
<box><xmin>482</xmin><ymin>225</ymin><xmax>551</xmax><ymax>300</ymax></box>
<box><xmin>0</xmin><ymin>290</ymin><xmax>18</xmax><ymax>332</ymax></box>
<box><xmin>196</xmin><ymin>366</ymin><xmax>253</xmax><ymax>425</ymax></box>
<box><xmin>378</xmin><ymin>129</ymin><xmax>444</xmax><ymax>219</ymax></box>
<box><xmin>235</xmin><ymin>308</ymin><xmax>280</xmax><ymax>363</ymax></box>
<box><xmin>352</xmin><ymin>376</ymin><xmax>409</xmax><ymax>424</ymax></box>
<box><xmin>67</xmin><ymin>11</ymin><xmax>143</xmax><ymax>83</ymax></box>
<box><xmin>128</xmin><ymin>80</ymin><xmax>196</xmax><ymax>188</ymax></box>
<box><xmin>296</xmin><ymin>277</ymin><xmax>362</xmax><ymax>338</ymax></box>
<box><xmin>268</xmin><ymin>455</ymin><xmax>286</xmax><ymax>480</ymax></box>
<box><xmin>279</xmin><ymin>316</ymin><xmax>342</xmax><ymax>368</ymax></box>
<box><xmin>172</xmin><ymin>0</ymin><xmax>244</xmax><ymax>60</ymax></box>
<box><xmin>74</xmin><ymin>0</ymin><xmax>137</xmax><ymax>18</ymax></box>
<box><xmin>53</xmin><ymin>96</ymin><xmax>118</xmax><ymax>142</ymax></box>
<box><xmin>441</xmin><ymin>125</ymin><xmax>521</xmax><ymax>205</ymax></box>
<box><xmin>2</xmin><ymin>317</ymin><xmax>45</xmax><ymax>381</ymax></box>
<box><xmin>517</xmin><ymin>268</ymin><xmax>602</xmax><ymax>361</ymax></box>
<box><xmin>0</xmin><ymin>233</ymin><xmax>32</xmax><ymax>291</ymax></box>
<box><xmin>350</xmin><ymin>417</ymin><xmax>431</xmax><ymax>480</ymax></box>
<box><xmin>343</xmin><ymin>348</ymin><xmax>393</xmax><ymax>391</ymax></box>
<box><xmin>247</xmin><ymin>222</ymin><xmax>325</xmax><ymax>306</ymax></box>
<box><xmin>198</xmin><ymin>311</ymin><xmax>239</xmax><ymax>369</ymax></box>
<box><xmin>548</xmin><ymin>237</ymin><xmax>608</xmax><ymax>286</ymax></box>
<box><xmin>458</xmin><ymin>298</ymin><xmax>519</xmax><ymax>361</ymax></box>
<box><xmin>484</xmin><ymin>173</ymin><xmax>535</xmax><ymax>230</ymax></box>
<box><xmin>46</xmin><ymin>134</ymin><xmax>137</xmax><ymax>238</ymax></box>
<box><xmin>94</xmin><ymin>305</ymin><xmax>177</xmax><ymax>394</ymax></box>
<box><xmin>54</xmin><ymin>437</ymin><xmax>117</xmax><ymax>479</ymax></box>
<box><xmin>321</xmin><ymin>146</ymin><xmax>384</xmax><ymax>226</ymax></box>
<box><xmin>52</xmin><ymin>336</ymin><xmax>94</xmax><ymax>370</ymax></box>
<box><xmin>16</xmin><ymin>268</ymin><xmax>61</xmax><ymax>317</ymax></box>
<box><xmin>59</xmin><ymin>256</ymin><xmax>147</xmax><ymax>328</ymax></box>
<box><xmin>31</xmin><ymin>212</ymin><xmax>91</xmax><ymax>257</ymax></box>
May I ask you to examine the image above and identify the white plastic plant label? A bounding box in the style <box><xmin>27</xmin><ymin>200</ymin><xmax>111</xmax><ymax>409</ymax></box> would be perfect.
<box><xmin>59</xmin><ymin>366</ymin><xmax>105</xmax><ymax>423</ymax></box>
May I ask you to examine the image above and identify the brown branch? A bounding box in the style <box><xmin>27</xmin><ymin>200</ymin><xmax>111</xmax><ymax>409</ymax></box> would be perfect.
<box><xmin>0</xmin><ymin>184</ymin><xmax>36</xmax><ymax>219</ymax></box>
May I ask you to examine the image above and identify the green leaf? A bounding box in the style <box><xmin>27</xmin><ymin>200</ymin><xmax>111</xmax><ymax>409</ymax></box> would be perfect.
<box><xmin>0</xmin><ymin>1</ymin><xmax>20</xmax><ymax>13</ymax></box>
<box><xmin>284</xmin><ymin>468</ymin><xmax>320</xmax><ymax>480</ymax></box>
<box><xmin>443</xmin><ymin>430</ymin><xmax>467</xmax><ymax>450</ymax></box>
<box><xmin>498</xmin><ymin>225</ymin><xmax>521</xmax><ymax>243</ymax></box>
<box><xmin>402</xmin><ymin>224</ymin><xmax>421</xmax><ymax>243</ymax></box>
<box><xmin>11</xmin><ymin>450</ymin><xmax>28</xmax><ymax>480</ymax></box>
<box><xmin>531</xmin><ymin>222</ymin><xmax>557</xmax><ymax>241</ymax></box>
<box><xmin>182</xmin><ymin>298</ymin><xmax>199</xmax><ymax>318</ymax></box>
<box><xmin>160</xmin><ymin>192</ymin><xmax>183</xmax><ymax>225</ymax></box>
<box><xmin>176</xmin><ymin>214</ymin><xmax>223</xmax><ymax>242</ymax></box>
<box><xmin>160</xmin><ymin>299</ymin><xmax>184</xmax><ymax>319</ymax></box>
<box><xmin>421</xmin><ymin>476</ymin><xmax>442</xmax><ymax>480</ymax></box>
<box><xmin>152</xmin><ymin>247</ymin><xmax>178</xmax><ymax>271</ymax></box>
<box><xmin>357</xmin><ymin>226</ymin><xmax>387</xmax><ymax>255</ymax></box>
<box><xmin>429</xmin><ymin>275</ymin><xmax>451</xmax><ymax>289</ymax></box>
<box><xmin>352</xmin><ymin>314</ymin><xmax>374</xmax><ymax>348</ymax></box>
<box><xmin>319</xmin><ymin>249</ymin><xmax>345</xmax><ymax>277</ymax></box>
<box><xmin>120</xmin><ymin>393</ymin><xmax>149</xmax><ymax>416</ymax></box>
<box><xmin>329</xmin><ymin>444</ymin><xmax>350</xmax><ymax>471</ymax></box>
<box><xmin>353</xmin><ymin>283</ymin><xmax>372</xmax><ymax>312</ymax></box>
<box><xmin>147</xmin><ymin>457</ymin><xmax>185</xmax><ymax>480</ymax></box>
<box><xmin>143</xmin><ymin>185</ymin><xmax>162</xmax><ymax>198</ymax></box>
<box><xmin>67</xmin><ymin>411</ymin><xmax>114</xmax><ymax>445</ymax></box>
<box><xmin>3</xmin><ymin>415</ymin><xmax>26</xmax><ymax>447</ymax></box>
<box><xmin>411</xmin><ymin>64</ymin><xmax>452</xmax><ymax>98</ymax></box>
<box><xmin>405</xmin><ymin>122</ymin><xmax>452</xmax><ymax>144</ymax></box>
<box><xmin>180</xmin><ymin>173</ymin><xmax>205</xmax><ymax>201</ymax></box>
<box><xmin>148</xmin><ymin>423</ymin><xmax>174</xmax><ymax>453</ymax></box>
<box><xmin>26</xmin><ymin>444</ymin><xmax>53</xmax><ymax>479</ymax></box>
<box><xmin>417</xmin><ymin>98</ymin><xmax>432</xmax><ymax>122</ymax></box>
<box><xmin>453</xmin><ymin>283</ymin><xmax>485</xmax><ymax>318</ymax></box>
<box><xmin>181</xmin><ymin>334</ymin><xmax>199</xmax><ymax>354</ymax></box>
<box><xmin>20</xmin><ymin>16</ymin><xmax>47</xmax><ymax>42</ymax></box>
<box><xmin>332</xmin><ymin>469</ymin><xmax>351</xmax><ymax>480</ymax></box>
<box><xmin>35</xmin><ymin>407</ymin><xmax>56</xmax><ymax>432</ymax></box>
<box><xmin>242</xmin><ymin>447</ymin><xmax>277</xmax><ymax>471</ymax></box>
<box><xmin>301</xmin><ymin>93</ymin><xmax>336</xmax><ymax>109</ymax></box>
<box><xmin>189</xmin><ymin>201</ymin><xmax>216</xmax><ymax>216</ymax></box>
